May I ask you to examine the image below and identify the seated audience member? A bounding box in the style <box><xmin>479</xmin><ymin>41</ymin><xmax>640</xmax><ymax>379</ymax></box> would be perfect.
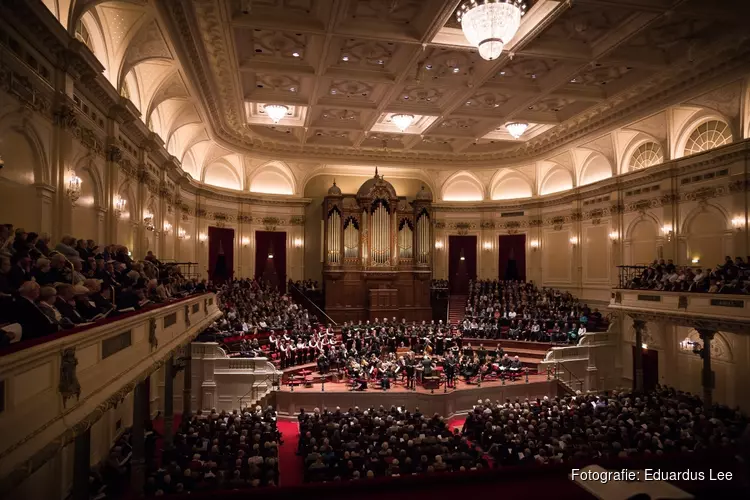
<box><xmin>55</xmin><ymin>235</ymin><xmax>80</xmax><ymax>261</ymax></box>
<box><xmin>8</xmin><ymin>254</ymin><xmax>32</xmax><ymax>291</ymax></box>
<box><xmin>14</xmin><ymin>281</ymin><xmax>59</xmax><ymax>339</ymax></box>
<box><xmin>73</xmin><ymin>284</ymin><xmax>101</xmax><ymax>320</ymax></box>
<box><xmin>38</xmin><ymin>286</ymin><xmax>63</xmax><ymax>327</ymax></box>
<box><xmin>35</xmin><ymin>232</ymin><xmax>51</xmax><ymax>257</ymax></box>
<box><xmin>84</xmin><ymin>279</ymin><xmax>114</xmax><ymax>313</ymax></box>
<box><xmin>55</xmin><ymin>283</ymin><xmax>85</xmax><ymax>326</ymax></box>
<box><xmin>32</xmin><ymin>258</ymin><xmax>54</xmax><ymax>286</ymax></box>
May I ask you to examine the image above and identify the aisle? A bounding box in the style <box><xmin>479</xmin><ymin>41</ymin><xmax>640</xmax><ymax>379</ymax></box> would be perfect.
<box><xmin>277</xmin><ymin>419</ymin><xmax>304</xmax><ymax>487</ymax></box>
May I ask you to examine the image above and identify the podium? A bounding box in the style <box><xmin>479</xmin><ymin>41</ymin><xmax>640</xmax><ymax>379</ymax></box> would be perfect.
<box><xmin>368</xmin><ymin>288</ymin><xmax>399</xmax><ymax>321</ymax></box>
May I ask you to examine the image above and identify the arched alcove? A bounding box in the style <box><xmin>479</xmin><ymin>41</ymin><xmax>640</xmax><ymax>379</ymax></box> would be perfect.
<box><xmin>684</xmin><ymin>207</ymin><xmax>728</xmax><ymax>267</ymax></box>
<box><xmin>442</xmin><ymin>171</ymin><xmax>484</xmax><ymax>201</ymax></box>
<box><xmin>627</xmin><ymin>217</ymin><xmax>659</xmax><ymax>265</ymax></box>
<box><xmin>0</xmin><ymin>128</ymin><xmax>42</xmax><ymax>230</ymax></box>
<box><xmin>203</xmin><ymin>162</ymin><xmax>242</xmax><ymax>190</ymax></box>
<box><xmin>490</xmin><ymin>173</ymin><xmax>533</xmax><ymax>200</ymax></box>
<box><xmin>540</xmin><ymin>168</ymin><xmax>573</xmax><ymax>195</ymax></box>
<box><xmin>248</xmin><ymin>162</ymin><xmax>296</xmax><ymax>195</ymax></box>
<box><xmin>579</xmin><ymin>154</ymin><xmax>612</xmax><ymax>186</ymax></box>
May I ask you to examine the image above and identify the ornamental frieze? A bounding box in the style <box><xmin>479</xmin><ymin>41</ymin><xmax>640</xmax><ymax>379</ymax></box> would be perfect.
<box><xmin>480</xmin><ymin>221</ymin><xmax>495</xmax><ymax>230</ymax></box>
<box><xmin>0</xmin><ymin>66</ymin><xmax>52</xmax><ymax>114</ymax></box>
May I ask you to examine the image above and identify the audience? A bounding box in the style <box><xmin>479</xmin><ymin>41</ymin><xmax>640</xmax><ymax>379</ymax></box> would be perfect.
<box><xmin>298</xmin><ymin>405</ymin><xmax>487</xmax><ymax>482</ymax></box>
<box><xmin>148</xmin><ymin>406</ymin><xmax>281</xmax><ymax>494</ymax></box>
<box><xmin>626</xmin><ymin>257</ymin><xmax>749</xmax><ymax>294</ymax></box>
<box><xmin>458</xmin><ymin>280</ymin><xmax>605</xmax><ymax>343</ymax></box>
<box><xmin>298</xmin><ymin>385</ymin><xmax>748</xmax><ymax>483</ymax></box>
<box><xmin>0</xmin><ymin>223</ymin><xmax>208</xmax><ymax>347</ymax></box>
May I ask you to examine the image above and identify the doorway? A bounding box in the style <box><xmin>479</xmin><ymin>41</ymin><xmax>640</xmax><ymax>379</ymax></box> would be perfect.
<box><xmin>498</xmin><ymin>234</ymin><xmax>526</xmax><ymax>281</ymax></box>
<box><xmin>448</xmin><ymin>235</ymin><xmax>477</xmax><ymax>294</ymax></box>
<box><xmin>255</xmin><ymin>231</ymin><xmax>287</xmax><ymax>291</ymax></box>
<box><xmin>632</xmin><ymin>346</ymin><xmax>659</xmax><ymax>392</ymax></box>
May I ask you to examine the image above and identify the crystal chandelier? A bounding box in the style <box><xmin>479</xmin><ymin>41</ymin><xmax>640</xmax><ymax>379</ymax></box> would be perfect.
<box><xmin>264</xmin><ymin>104</ymin><xmax>289</xmax><ymax>123</ymax></box>
<box><xmin>391</xmin><ymin>113</ymin><xmax>414</xmax><ymax>132</ymax></box>
<box><xmin>457</xmin><ymin>0</ymin><xmax>526</xmax><ymax>61</ymax></box>
<box><xmin>505</xmin><ymin>122</ymin><xmax>528</xmax><ymax>138</ymax></box>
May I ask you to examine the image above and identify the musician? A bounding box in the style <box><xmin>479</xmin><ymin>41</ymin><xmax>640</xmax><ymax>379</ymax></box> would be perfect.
<box><xmin>405</xmin><ymin>357</ymin><xmax>416</xmax><ymax>390</ymax></box>
<box><xmin>477</xmin><ymin>343</ymin><xmax>488</xmax><ymax>364</ymax></box>
<box><xmin>435</xmin><ymin>330</ymin><xmax>445</xmax><ymax>355</ymax></box>
<box><xmin>509</xmin><ymin>355</ymin><xmax>522</xmax><ymax>380</ymax></box>
<box><xmin>462</xmin><ymin>343</ymin><xmax>474</xmax><ymax>358</ymax></box>
<box><xmin>317</xmin><ymin>351</ymin><xmax>329</xmax><ymax>374</ymax></box>
<box><xmin>498</xmin><ymin>354</ymin><xmax>511</xmax><ymax>379</ymax></box>
<box><xmin>444</xmin><ymin>353</ymin><xmax>457</xmax><ymax>388</ymax></box>
<box><xmin>493</xmin><ymin>345</ymin><xmax>505</xmax><ymax>362</ymax></box>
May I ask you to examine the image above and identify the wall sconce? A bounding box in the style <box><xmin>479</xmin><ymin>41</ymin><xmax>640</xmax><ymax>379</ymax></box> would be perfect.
<box><xmin>177</xmin><ymin>228</ymin><xmax>189</xmax><ymax>240</ymax></box>
<box><xmin>731</xmin><ymin>216</ymin><xmax>745</xmax><ymax>231</ymax></box>
<box><xmin>163</xmin><ymin>222</ymin><xmax>172</xmax><ymax>234</ymax></box>
<box><xmin>267</xmin><ymin>243</ymin><xmax>275</xmax><ymax>259</ymax></box>
<box><xmin>459</xmin><ymin>249</ymin><xmax>465</xmax><ymax>261</ymax></box>
<box><xmin>692</xmin><ymin>257</ymin><xmax>700</xmax><ymax>264</ymax></box>
<box><xmin>143</xmin><ymin>213</ymin><xmax>155</xmax><ymax>232</ymax></box>
<box><xmin>66</xmin><ymin>172</ymin><xmax>82</xmax><ymax>205</ymax></box>
<box><xmin>482</xmin><ymin>241</ymin><xmax>492</xmax><ymax>251</ymax></box>
<box><xmin>113</xmin><ymin>196</ymin><xmax>126</xmax><ymax>218</ymax></box>
<box><xmin>198</xmin><ymin>232</ymin><xmax>208</xmax><ymax>243</ymax></box>
<box><xmin>435</xmin><ymin>240</ymin><xmax>444</xmax><ymax>250</ymax></box>
<box><xmin>241</xmin><ymin>236</ymin><xmax>250</xmax><ymax>247</ymax></box>
<box><xmin>293</xmin><ymin>237</ymin><xmax>304</xmax><ymax>248</ymax></box>
<box><xmin>569</xmin><ymin>236</ymin><xmax>578</xmax><ymax>246</ymax></box>
<box><xmin>641</xmin><ymin>343</ymin><xmax>648</xmax><ymax>350</ymax></box>
<box><xmin>679</xmin><ymin>338</ymin><xmax>705</xmax><ymax>357</ymax></box>
<box><xmin>530</xmin><ymin>239</ymin><xmax>539</xmax><ymax>251</ymax></box>
<box><xmin>661</xmin><ymin>224</ymin><xmax>673</xmax><ymax>241</ymax></box>
<box><xmin>609</xmin><ymin>230</ymin><xmax>620</xmax><ymax>242</ymax></box>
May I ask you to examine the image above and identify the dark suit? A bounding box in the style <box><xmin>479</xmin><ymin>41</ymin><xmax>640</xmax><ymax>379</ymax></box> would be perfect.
<box><xmin>14</xmin><ymin>297</ymin><xmax>59</xmax><ymax>340</ymax></box>
<box><xmin>55</xmin><ymin>297</ymin><xmax>84</xmax><ymax>324</ymax></box>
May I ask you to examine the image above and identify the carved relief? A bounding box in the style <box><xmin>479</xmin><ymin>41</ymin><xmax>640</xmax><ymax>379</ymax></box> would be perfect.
<box><xmin>59</xmin><ymin>348</ymin><xmax>81</xmax><ymax>407</ymax></box>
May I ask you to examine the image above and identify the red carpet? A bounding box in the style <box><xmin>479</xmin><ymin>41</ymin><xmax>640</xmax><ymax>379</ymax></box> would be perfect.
<box><xmin>277</xmin><ymin>419</ymin><xmax>304</xmax><ymax>487</ymax></box>
<box><xmin>151</xmin><ymin>413</ymin><xmax>182</xmax><ymax>466</ymax></box>
<box><xmin>447</xmin><ymin>416</ymin><xmax>465</xmax><ymax>433</ymax></box>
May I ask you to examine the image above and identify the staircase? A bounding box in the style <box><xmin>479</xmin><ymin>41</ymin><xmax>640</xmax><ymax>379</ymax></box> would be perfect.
<box><xmin>448</xmin><ymin>295</ymin><xmax>466</xmax><ymax>325</ymax></box>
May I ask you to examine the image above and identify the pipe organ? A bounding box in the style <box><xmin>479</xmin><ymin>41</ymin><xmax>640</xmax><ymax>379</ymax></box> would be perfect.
<box><xmin>322</xmin><ymin>172</ymin><xmax>433</xmax><ymax>323</ymax></box>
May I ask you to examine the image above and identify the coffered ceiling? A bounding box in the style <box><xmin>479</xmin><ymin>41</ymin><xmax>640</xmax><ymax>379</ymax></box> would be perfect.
<box><xmin>157</xmin><ymin>0</ymin><xmax>747</xmax><ymax>165</ymax></box>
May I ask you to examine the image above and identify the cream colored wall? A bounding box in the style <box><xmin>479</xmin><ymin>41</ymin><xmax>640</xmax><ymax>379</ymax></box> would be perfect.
<box><xmin>621</xmin><ymin>319</ymin><xmax>750</xmax><ymax>411</ymax></box>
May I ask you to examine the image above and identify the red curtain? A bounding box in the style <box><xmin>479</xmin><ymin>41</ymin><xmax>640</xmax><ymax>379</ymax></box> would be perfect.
<box><xmin>255</xmin><ymin>231</ymin><xmax>287</xmax><ymax>291</ymax></box>
<box><xmin>448</xmin><ymin>235</ymin><xmax>477</xmax><ymax>294</ymax></box>
<box><xmin>498</xmin><ymin>234</ymin><xmax>526</xmax><ymax>281</ymax></box>
<box><xmin>208</xmin><ymin>226</ymin><xmax>234</xmax><ymax>285</ymax></box>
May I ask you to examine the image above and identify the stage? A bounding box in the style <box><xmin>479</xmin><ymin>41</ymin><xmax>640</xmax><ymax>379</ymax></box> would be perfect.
<box><xmin>274</xmin><ymin>375</ymin><xmax>564</xmax><ymax>417</ymax></box>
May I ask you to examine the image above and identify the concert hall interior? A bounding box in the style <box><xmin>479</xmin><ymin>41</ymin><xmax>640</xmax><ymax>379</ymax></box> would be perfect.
<box><xmin>1</xmin><ymin>0</ymin><xmax>750</xmax><ymax>498</ymax></box>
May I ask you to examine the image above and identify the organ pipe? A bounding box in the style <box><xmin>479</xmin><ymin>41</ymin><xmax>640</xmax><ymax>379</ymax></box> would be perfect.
<box><xmin>327</xmin><ymin>210</ymin><xmax>341</xmax><ymax>264</ymax></box>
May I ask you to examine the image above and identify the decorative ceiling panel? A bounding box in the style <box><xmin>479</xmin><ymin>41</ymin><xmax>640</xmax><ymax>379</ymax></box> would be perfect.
<box><xmin>152</xmin><ymin>0</ymin><xmax>748</xmax><ymax>164</ymax></box>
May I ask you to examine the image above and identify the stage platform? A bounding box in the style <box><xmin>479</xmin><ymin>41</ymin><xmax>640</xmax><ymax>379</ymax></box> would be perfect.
<box><xmin>274</xmin><ymin>375</ymin><xmax>564</xmax><ymax>417</ymax></box>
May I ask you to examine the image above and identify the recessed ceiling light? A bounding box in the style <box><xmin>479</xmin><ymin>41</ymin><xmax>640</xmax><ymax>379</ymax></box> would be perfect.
<box><xmin>425</xmin><ymin>64</ymin><xmax>433</xmax><ymax>70</ymax></box>
<box><xmin>466</xmin><ymin>101</ymin><xmax>471</xmax><ymax>105</ymax></box>
<box><xmin>289</xmin><ymin>87</ymin><xmax>297</xmax><ymax>92</ymax></box>
<box><xmin>453</xmin><ymin>67</ymin><xmax>460</xmax><ymax>73</ymax></box>
<box><xmin>499</xmin><ymin>71</ymin><xmax>506</xmax><ymax>75</ymax></box>
<box><xmin>292</xmin><ymin>52</ymin><xmax>300</xmax><ymax>57</ymax></box>
<box><xmin>331</xmin><ymin>89</ymin><xmax>337</xmax><ymax>94</ymax></box>
<box><xmin>342</xmin><ymin>55</ymin><xmax>349</xmax><ymax>61</ymax></box>
<box><xmin>377</xmin><ymin>59</ymin><xmax>384</xmax><ymax>65</ymax></box>
<box><xmin>531</xmin><ymin>74</ymin><xmax>537</xmax><ymax>79</ymax></box>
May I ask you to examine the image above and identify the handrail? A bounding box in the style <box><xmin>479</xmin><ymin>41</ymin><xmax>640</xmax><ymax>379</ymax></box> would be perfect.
<box><xmin>554</xmin><ymin>361</ymin><xmax>584</xmax><ymax>393</ymax></box>
<box><xmin>289</xmin><ymin>282</ymin><xmax>337</xmax><ymax>326</ymax></box>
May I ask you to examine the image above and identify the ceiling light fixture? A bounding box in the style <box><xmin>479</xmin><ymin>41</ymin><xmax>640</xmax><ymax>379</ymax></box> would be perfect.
<box><xmin>505</xmin><ymin>122</ymin><xmax>528</xmax><ymax>138</ymax></box>
<box><xmin>264</xmin><ymin>104</ymin><xmax>289</xmax><ymax>123</ymax></box>
<box><xmin>391</xmin><ymin>114</ymin><xmax>414</xmax><ymax>132</ymax></box>
<box><xmin>457</xmin><ymin>0</ymin><xmax>526</xmax><ymax>61</ymax></box>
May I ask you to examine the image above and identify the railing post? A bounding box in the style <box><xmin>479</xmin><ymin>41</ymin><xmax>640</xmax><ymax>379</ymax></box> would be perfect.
<box><xmin>525</xmin><ymin>367</ymin><xmax>529</xmax><ymax>383</ymax></box>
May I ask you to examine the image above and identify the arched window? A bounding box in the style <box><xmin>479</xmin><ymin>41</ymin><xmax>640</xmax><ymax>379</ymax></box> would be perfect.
<box><xmin>684</xmin><ymin>120</ymin><xmax>732</xmax><ymax>156</ymax></box>
<box><xmin>75</xmin><ymin>20</ymin><xmax>93</xmax><ymax>50</ymax></box>
<box><xmin>629</xmin><ymin>142</ymin><xmax>664</xmax><ymax>171</ymax></box>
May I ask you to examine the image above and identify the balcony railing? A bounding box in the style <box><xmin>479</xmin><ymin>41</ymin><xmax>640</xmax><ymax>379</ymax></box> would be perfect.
<box><xmin>0</xmin><ymin>293</ymin><xmax>221</xmax><ymax>491</ymax></box>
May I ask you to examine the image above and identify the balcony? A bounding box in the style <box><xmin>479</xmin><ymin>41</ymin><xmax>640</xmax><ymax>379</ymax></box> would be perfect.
<box><xmin>0</xmin><ymin>293</ymin><xmax>221</xmax><ymax>490</ymax></box>
<box><xmin>610</xmin><ymin>289</ymin><xmax>750</xmax><ymax>334</ymax></box>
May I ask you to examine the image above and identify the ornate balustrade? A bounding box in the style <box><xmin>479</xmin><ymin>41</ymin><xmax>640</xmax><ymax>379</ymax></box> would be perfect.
<box><xmin>539</xmin><ymin>329</ymin><xmax>620</xmax><ymax>393</ymax></box>
<box><xmin>190</xmin><ymin>343</ymin><xmax>280</xmax><ymax>411</ymax></box>
<box><xmin>0</xmin><ymin>293</ymin><xmax>221</xmax><ymax>492</ymax></box>
<box><xmin>610</xmin><ymin>289</ymin><xmax>750</xmax><ymax>334</ymax></box>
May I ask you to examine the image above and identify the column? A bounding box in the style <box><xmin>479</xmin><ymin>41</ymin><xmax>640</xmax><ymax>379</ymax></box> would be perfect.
<box><xmin>697</xmin><ymin>329</ymin><xmax>715</xmax><ymax>407</ymax></box>
<box><xmin>131</xmin><ymin>379</ymin><xmax>148</xmax><ymax>496</ymax></box>
<box><xmin>72</xmin><ymin>426</ymin><xmax>91</xmax><ymax>500</ymax></box>
<box><xmin>183</xmin><ymin>346</ymin><xmax>192</xmax><ymax>419</ymax></box>
<box><xmin>633</xmin><ymin>319</ymin><xmax>645</xmax><ymax>392</ymax></box>
<box><xmin>164</xmin><ymin>354</ymin><xmax>174</xmax><ymax>448</ymax></box>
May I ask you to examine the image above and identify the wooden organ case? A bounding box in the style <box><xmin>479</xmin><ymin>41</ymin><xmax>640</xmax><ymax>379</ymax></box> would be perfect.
<box><xmin>322</xmin><ymin>171</ymin><xmax>433</xmax><ymax>323</ymax></box>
